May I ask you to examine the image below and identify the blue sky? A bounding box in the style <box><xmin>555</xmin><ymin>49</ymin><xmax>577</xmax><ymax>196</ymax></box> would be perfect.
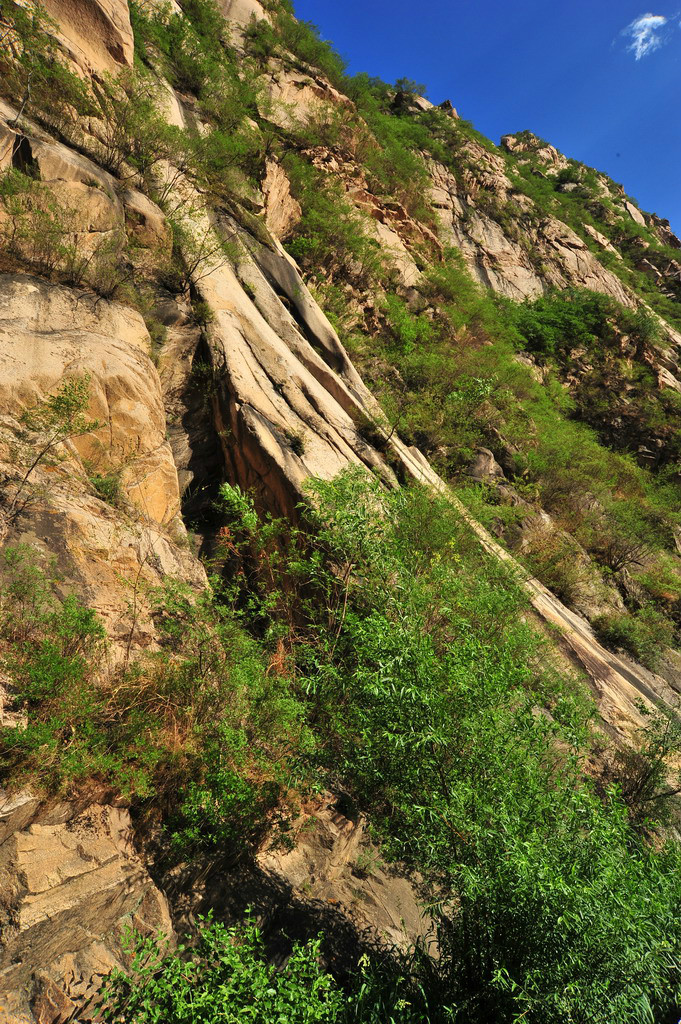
<box><xmin>292</xmin><ymin>1</ymin><xmax>681</xmax><ymax>236</ymax></box>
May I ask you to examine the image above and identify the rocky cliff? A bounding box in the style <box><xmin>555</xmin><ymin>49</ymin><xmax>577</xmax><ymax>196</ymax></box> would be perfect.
<box><xmin>1</xmin><ymin>0</ymin><xmax>681</xmax><ymax>1019</ymax></box>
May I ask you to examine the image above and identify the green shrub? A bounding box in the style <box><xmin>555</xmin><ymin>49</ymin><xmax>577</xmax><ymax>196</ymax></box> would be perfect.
<box><xmin>243</xmin><ymin>16</ymin><xmax>279</xmax><ymax>62</ymax></box>
<box><xmin>593</xmin><ymin>605</ymin><xmax>676</xmax><ymax>667</ymax></box>
<box><xmin>284</xmin><ymin>427</ymin><xmax>307</xmax><ymax>456</ymax></box>
<box><xmin>0</xmin><ymin>0</ymin><xmax>92</xmax><ymax>132</ymax></box>
<box><xmin>0</xmin><ymin>546</ymin><xmax>309</xmax><ymax>834</ymax></box>
<box><xmin>292</xmin><ymin>470</ymin><xmax>681</xmax><ymax>1023</ymax></box>
<box><xmin>1</xmin><ymin>374</ymin><xmax>100</xmax><ymax>521</ymax></box>
<box><xmin>98</xmin><ymin>918</ymin><xmax>344</xmax><ymax>1023</ymax></box>
<box><xmin>89</xmin><ymin>472</ymin><xmax>123</xmax><ymax>506</ymax></box>
<box><xmin>169</xmin><ymin>725</ymin><xmax>281</xmax><ymax>856</ymax></box>
<box><xmin>93</xmin><ymin>70</ymin><xmax>185</xmax><ymax>184</ymax></box>
<box><xmin>283</xmin><ymin>154</ymin><xmax>385</xmax><ymax>286</ymax></box>
<box><xmin>274</xmin><ymin>9</ymin><xmax>347</xmax><ymax>87</ymax></box>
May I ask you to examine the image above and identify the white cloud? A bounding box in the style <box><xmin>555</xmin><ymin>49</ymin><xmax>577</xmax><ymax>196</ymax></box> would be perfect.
<box><xmin>624</xmin><ymin>12</ymin><xmax>668</xmax><ymax>59</ymax></box>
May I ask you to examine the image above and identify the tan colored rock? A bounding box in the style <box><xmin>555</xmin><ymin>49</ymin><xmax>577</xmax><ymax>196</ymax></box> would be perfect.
<box><xmin>500</xmin><ymin>132</ymin><xmax>568</xmax><ymax>171</ymax></box>
<box><xmin>624</xmin><ymin>200</ymin><xmax>646</xmax><ymax>227</ymax></box>
<box><xmin>0</xmin><ymin>801</ymin><xmax>172</xmax><ymax>1020</ymax></box>
<box><xmin>427</xmin><ymin>156</ymin><xmax>636</xmax><ymax>304</ymax></box>
<box><xmin>369</xmin><ymin>217</ymin><xmax>421</xmax><ymax>287</ymax></box>
<box><xmin>42</xmin><ymin>0</ymin><xmax>134</xmax><ymax>74</ymax></box>
<box><xmin>120</xmin><ymin>187</ymin><xmax>171</xmax><ymax>250</ymax></box>
<box><xmin>260</xmin><ymin>792</ymin><xmax>431</xmax><ymax>950</ymax></box>
<box><xmin>24</xmin><ymin>135</ymin><xmax>117</xmax><ymax>196</ymax></box>
<box><xmin>0</xmin><ymin>274</ymin><xmax>178</xmax><ymax>525</ymax></box>
<box><xmin>219</xmin><ymin>0</ymin><xmax>269</xmax><ymax>35</ymax></box>
<box><xmin>31</xmin><ymin>974</ymin><xmax>76</xmax><ymax>1024</ymax></box>
<box><xmin>45</xmin><ymin>179</ymin><xmax>123</xmax><ymax>233</ymax></box>
<box><xmin>658</xmin><ymin>366</ymin><xmax>681</xmax><ymax>393</ymax></box>
<box><xmin>262</xmin><ymin>159</ymin><xmax>301</xmax><ymax>241</ymax></box>
<box><xmin>466</xmin><ymin>447</ymin><xmax>506</xmax><ymax>484</ymax></box>
<box><xmin>264</xmin><ymin>64</ymin><xmax>353</xmax><ymax>131</ymax></box>
<box><xmin>583</xmin><ymin>222</ymin><xmax>620</xmax><ymax>256</ymax></box>
<box><xmin>537</xmin><ymin>217</ymin><xmax>633</xmax><ymax>305</ymax></box>
<box><xmin>0</xmin><ymin>274</ymin><xmax>206</xmax><ymax>647</ymax></box>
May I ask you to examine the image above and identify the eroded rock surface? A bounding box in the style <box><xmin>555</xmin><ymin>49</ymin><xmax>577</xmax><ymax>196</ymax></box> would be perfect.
<box><xmin>42</xmin><ymin>0</ymin><xmax>134</xmax><ymax>73</ymax></box>
<box><xmin>0</xmin><ymin>274</ymin><xmax>205</xmax><ymax>648</ymax></box>
<box><xmin>0</xmin><ymin>794</ymin><xmax>172</xmax><ymax>1022</ymax></box>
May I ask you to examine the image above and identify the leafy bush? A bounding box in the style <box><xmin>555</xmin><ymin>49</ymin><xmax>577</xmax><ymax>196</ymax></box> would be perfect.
<box><xmin>98</xmin><ymin>918</ymin><xmax>344</xmax><ymax>1023</ymax></box>
<box><xmin>293</xmin><ymin>470</ymin><xmax>681</xmax><ymax>1023</ymax></box>
<box><xmin>93</xmin><ymin>70</ymin><xmax>185</xmax><ymax>184</ymax></box>
<box><xmin>1</xmin><ymin>374</ymin><xmax>100</xmax><ymax>521</ymax></box>
<box><xmin>274</xmin><ymin>9</ymin><xmax>347</xmax><ymax>87</ymax></box>
<box><xmin>89</xmin><ymin>472</ymin><xmax>123</xmax><ymax>507</ymax></box>
<box><xmin>0</xmin><ymin>0</ymin><xmax>92</xmax><ymax>133</ymax></box>
<box><xmin>0</xmin><ymin>169</ymin><xmax>133</xmax><ymax>295</ymax></box>
<box><xmin>5</xmin><ymin>468</ymin><xmax>681</xmax><ymax>1020</ymax></box>
<box><xmin>0</xmin><ymin>545</ymin><xmax>309</xmax><ymax>845</ymax></box>
<box><xmin>283</xmin><ymin>153</ymin><xmax>385</xmax><ymax>286</ymax></box>
<box><xmin>593</xmin><ymin>605</ymin><xmax>676</xmax><ymax>667</ymax></box>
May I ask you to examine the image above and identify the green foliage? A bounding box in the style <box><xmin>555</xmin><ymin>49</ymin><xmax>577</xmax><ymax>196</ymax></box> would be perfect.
<box><xmin>130</xmin><ymin>0</ymin><xmax>226</xmax><ymax>95</ymax></box>
<box><xmin>283</xmin><ymin>153</ymin><xmax>385</xmax><ymax>286</ymax></box>
<box><xmin>243</xmin><ymin>16</ymin><xmax>279</xmax><ymax>62</ymax></box>
<box><xmin>593</xmin><ymin>605</ymin><xmax>676</xmax><ymax>667</ymax></box>
<box><xmin>0</xmin><ymin>546</ymin><xmax>309</xmax><ymax>845</ymax></box>
<box><xmin>0</xmin><ymin>0</ymin><xmax>92</xmax><ymax>132</ymax></box>
<box><xmin>345</xmin><ymin>245</ymin><xmax>681</xmax><ymax>613</ymax></box>
<box><xmin>383</xmin><ymin>293</ymin><xmax>434</xmax><ymax>354</ymax></box>
<box><xmin>293</xmin><ymin>470</ymin><xmax>681</xmax><ymax>1023</ymax></box>
<box><xmin>274</xmin><ymin>9</ymin><xmax>347</xmax><ymax>87</ymax></box>
<box><xmin>93</xmin><ymin>70</ymin><xmax>185</xmax><ymax>183</ymax></box>
<box><xmin>189</xmin><ymin>121</ymin><xmax>263</xmax><ymax>198</ymax></box>
<box><xmin>508</xmin><ymin>287</ymin><xmax>660</xmax><ymax>357</ymax></box>
<box><xmin>99</xmin><ymin>917</ymin><xmax>344</xmax><ymax>1023</ymax></box>
<box><xmin>0</xmin><ymin>168</ymin><xmax>136</xmax><ymax>297</ymax></box>
<box><xmin>605</xmin><ymin>705</ymin><xmax>681</xmax><ymax>831</ymax></box>
<box><xmin>89</xmin><ymin>472</ymin><xmax>123</xmax><ymax>507</ymax></box>
<box><xmin>6</xmin><ymin>469</ymin><xmax>681</xmax><ymax>1020</ymax></box>
<box><xmin>1</xmin><ymin>375</ymin><xmax>99</xmax><ymax>519</ymax></box>
<box><xmin>169</xmin><ymin>726</ymin><xmax>279</xmax><ymax>855</ymax></box>
<box><xmin>504</xmin><ymin>148</ymin><xmax>681</xmax><ymax>333</ymax></box>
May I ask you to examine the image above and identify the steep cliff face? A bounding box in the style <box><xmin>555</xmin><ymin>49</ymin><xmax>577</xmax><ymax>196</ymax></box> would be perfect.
<box><xmin>1</xmin><ymin>0</ymin><xmax>681</xmax><ymax>1019</ymax></box>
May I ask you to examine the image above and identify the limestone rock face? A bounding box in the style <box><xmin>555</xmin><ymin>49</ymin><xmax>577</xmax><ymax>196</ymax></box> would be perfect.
<box><xmin>0</xmin><ymin>274</ymin><xmax>205</xmax><ymax>647</ymax></box>
<box><xmin>196</xmin><ymin>230</ymin><xmax>395</xmax><ymax>516</ymax></box>
<box><xmin>0</xmin><ymin>274</ymin><xmax>179</xmax><ymax>526</ymax></box>
<box><xmin>42</xmin><ymin>0</ymin><xmax>134</xmax><ymax>73</ymax></box>
<box><xmin>262</xmin><ymin>159</ymin><xmax>302</xmax><ymax>241</ymax></box>
<box><xmin>165</xmin><ymin>792</ymin><xmax>431</xmax><ymax>969</ymax></box>
<box><xmin>428</xmin><ymin>156</ymin><xmax>634</xmax><ymax>303</ymax></box>
<box><xmin>260</xmin><ymin>793</ymin><xmax>430</xmax><ymax>951</ymax></box>
<box><xmin>624</xmin><ymin>200</ymin><xmax>646</xmax><ymax>227</ymax></box>
<box><xmin>500</xmin><ymin>132</ymin><xmax>568</xmax><ymax>171</ymax></box>
<box><xmin>0</xmin><ymin>794</ymin><xmax>172</xmax><ymax>1022</ymax></box>
<box><xmin>219</xmin><ymin>0</ymin><xmax>269</xmax><ymax>36</ymax></box>
<box><xmin>264</xmin><ymin>62</ymin><xmax>354</xmax><ymax>130</ymax></box>
<box><xmin>466</xmin><ymin>447</ymin><xmax>506</xmax><ymax>484</ymax></box>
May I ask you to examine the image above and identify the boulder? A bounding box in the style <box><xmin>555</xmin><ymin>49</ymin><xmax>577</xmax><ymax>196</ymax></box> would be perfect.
<box><xmin>624</xmin><ymin>200</ymin><xmax>646</xmax><ymax>227</ymax></box>
<box><xmin>466</xmin><ymin>447</ymin><xmax>506</xmax><ymax>484</ymax></box>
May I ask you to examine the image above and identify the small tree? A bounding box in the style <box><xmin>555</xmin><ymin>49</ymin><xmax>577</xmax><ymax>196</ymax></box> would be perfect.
<box><xmin>3</xmin><ymin>375</ymin><xmax>99</xmax><ymax>519</ymax></box>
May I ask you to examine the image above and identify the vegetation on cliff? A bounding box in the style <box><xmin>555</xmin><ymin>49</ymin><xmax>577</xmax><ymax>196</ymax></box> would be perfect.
<box><xmin>4</xmin><ymin>473</ymin><xmax>681</xmax><ymax>1021</ymax></box>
